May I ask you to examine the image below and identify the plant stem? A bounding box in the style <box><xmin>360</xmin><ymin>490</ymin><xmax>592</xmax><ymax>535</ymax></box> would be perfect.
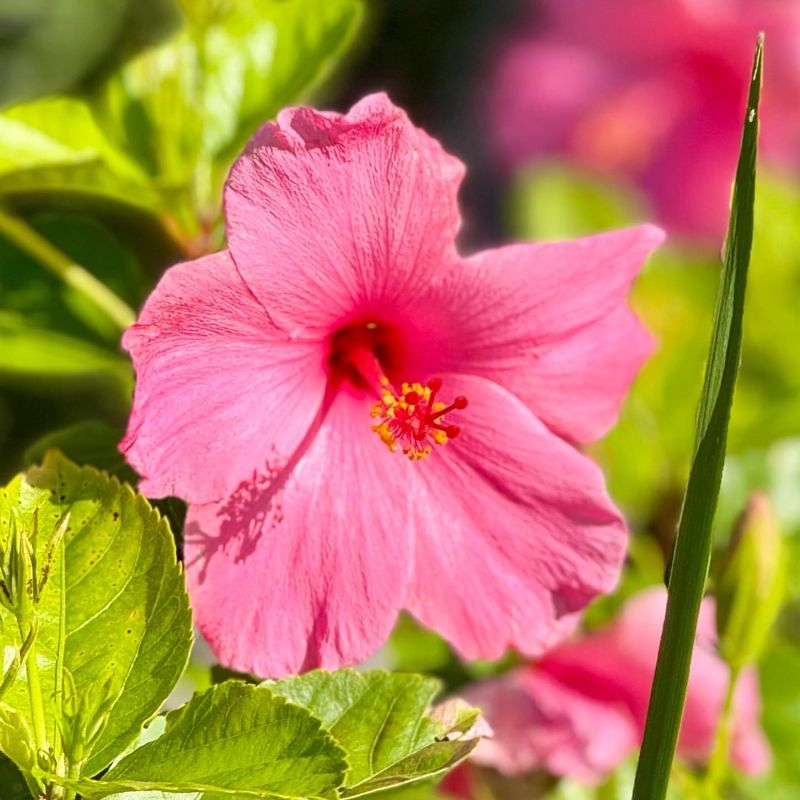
<box><xmin>61</xmin><ymin>760</ymin><xmax>82</xmax><ymax>800</ymax></box>
<box><xmin>705</xmin><ymin>669</ymin><xmax>740</xmax><ymax>792</ymax></box>
<box><xmin>18</xmin><ymin>622</ymin><xmax>49</xmax><ymax>775</ymax></box>
<box><xmin>0</xmin><ymin>207</ymin><xmax>136</xmax><ymax>332</ymax></box>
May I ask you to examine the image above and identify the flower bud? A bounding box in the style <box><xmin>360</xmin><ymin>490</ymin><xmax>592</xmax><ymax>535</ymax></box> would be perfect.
<box><xmin>57</xmin><ymin>669</ymin><xmax>117</xmax><ymax>768</ymax></box>
<box><xmin>716</xmin><ymin>493</ymin><xmax>787</xmax><ymax>671</ymax></box>
<box><xmin>0</xmin><ymin>509</ymin><xmax>35</xmax><ymax>617</ymax></box>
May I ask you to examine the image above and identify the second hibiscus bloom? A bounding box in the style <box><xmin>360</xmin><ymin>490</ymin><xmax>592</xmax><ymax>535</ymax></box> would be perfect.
<box><xmin>460</xmin><ymin>588</ymin><xmax>769</xmax><ymax>785</ymax></box>
<box><xmin>121</xmin><ymin>93</ymin><xmax>663</xmax><ymax>677</ymax></box>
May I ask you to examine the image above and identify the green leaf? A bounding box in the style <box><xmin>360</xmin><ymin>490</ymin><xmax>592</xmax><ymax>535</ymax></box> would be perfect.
<box><xmin>631</xmin><ymin>35</ymin><xmax>763</xmax><ymax>800</ymax></box>
<box><xmin>507</xmin><ymin>161</ymin><xmax>643</xmax><ymax>241</ymax></box>
<box><xmin>0</xmin><ymin>1</ymin><xmax>363</xmax><ymax>234</ymax></box>
<box><xmin>0</xmin><ymin>211</ymin><xmax>139</xmax><ymax>401</ymax></box>
<box><xmin>742</xmin><ymin>640</ymin><xmax>800</xmax><ymax>797</ymax></box>
<box><xmin>268</xmin><ymin>670</ymin><xmax>484</xmax><ymax>797</ymax></box>
<box><xmin>91</xmin><ymin>0</ymin><xmax>364</xmax><ymax>220</ymax></box>
<box><xmin>209</xmin><ymin>0</ymin><xmax>364</xmax><ymax>158</ymax></box>
<box><xmin>0</xmin><ymin>98</ymin><xmax>159</xmax><ymax>209</ymax></box>
<box><xmin>0</xmin><ymin>751</ymin><xmax>33</xmax><ymax>800</ymax></box>
<box><xmin>0</xmin><ymin>451</ymin><xmax>192</xmax><ymax>777</ymax></box>
<box><xmin>23</xmin><ymin>422</ymin><xmax>136</xmax><ymax>484</ymax></box>
<box><xmin>0</xmin><ymin>313</ymin><xmax>131</xmax><ymax>384</ymax></box>
<box><xmin>0</xmin><ymin>707</ymin><xmax>38</xmax><ymax>796</ymax></box>
<box><xmin>95</xmin><ymin>793</ymin><xmax>199</xmax><ymax>800</ymax></box>
<box><xmin>0</xmin><ymin>211</ymin><xmax>145</xmax><ymax>343</ymax></box>
<box><xmin>72</xmin><ymin>681</ymin><xmax>347</xmax><ymax>798</ymax></box>
<box><xmin>0</xmin><ymin>0</ymin><xmax>180</xmax><ymax>107</ymax></box>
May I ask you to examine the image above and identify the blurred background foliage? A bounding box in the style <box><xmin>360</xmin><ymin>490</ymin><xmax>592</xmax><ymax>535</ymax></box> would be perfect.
<box><xmin>1</xmin><ymin>2</ymin><xmax>798</xmax><ymax>799</ymax></box>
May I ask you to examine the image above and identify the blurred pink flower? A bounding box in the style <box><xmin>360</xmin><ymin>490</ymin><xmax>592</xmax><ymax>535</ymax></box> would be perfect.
<box><xmin>121</xmin><ymin>93</ymin><xmax>662</xmax><ymax>678</ymax></box>
<box><xmin>464</xmin><ymin>587</ymin><xmax>770</xmax><ymax>784</ymax></box>
<box><xmin>488</xmin><ymin>0</ymin><xmax>800</xmax><ymax>242</ymax></box>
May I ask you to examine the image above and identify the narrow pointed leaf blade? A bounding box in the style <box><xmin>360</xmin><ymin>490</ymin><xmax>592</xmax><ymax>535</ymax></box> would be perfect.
<box><xmin>632</xmin><ymin>35</ymin><xmax>764</xmax><ymax>800</ymax></box>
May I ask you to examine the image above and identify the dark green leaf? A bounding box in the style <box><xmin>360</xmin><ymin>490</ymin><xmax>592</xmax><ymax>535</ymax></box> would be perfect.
<box><xmin>632</xmin><ymin>35</ymin><xmax>763</xmax><ymax>799</ymax></box>
<box><xmin>0</xmin><ymin>212</ymin><xmax>144</xmax><ymax>344</ymax></box>
<box><xmin>0</xmin><ymin>751</ymin><xmax>33</xmax><ymax>800</ymax></box>
<box><xmin>23</xmin><ymin>422</ymin><xmax>135</xmax><ymax>483</ymax></box>
<box><xmin>0</xmin><ymin>0</ymin><xmax>180</xmax><ymax>107</ymax></box>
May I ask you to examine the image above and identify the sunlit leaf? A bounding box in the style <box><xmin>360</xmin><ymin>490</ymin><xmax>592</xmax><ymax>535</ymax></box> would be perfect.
<box><xmin>0</xmin><ymin>451</ymin><xmax>192</xmax><ymax>778</ymax></box>
<box><xmin>0</xmin><ymin>98</ymin><xmax>158</xmax><ymax>209</ymax></box>
<box><xmin>210</xmin><ymin>0</ymin><xmax>364</xmax><ymax>158</ymax></box>
<box><xmin>90</xmin><ymin>0</ymin><xmax>364</xmax><ymax>225</ymax></box>
<box><xmin>0</xmin><ymin>313</ymin><xmax>131</xmax><ymax>384</ymax></box>
<box><xmin>73</xmin><ymin>681</ymin><xmax>347</xmax><ymax>798</ymax></box>
<box><xmin>268</xmin><ymin>669</ymin><xmax>484</xmax><ymax>797</ymax></box>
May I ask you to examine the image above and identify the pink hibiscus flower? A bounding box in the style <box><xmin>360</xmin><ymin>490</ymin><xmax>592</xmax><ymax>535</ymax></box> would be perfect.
<box><xmin>121</xmin><ymin>93</ymin><xmax>663</xmax><ymax>677</ymax></box>
<box><xmin>463</xmin><ymin>587</ymin><xmax>770</xmax><ymax>784</ymax></box>
<box><xmin>487</xmin><ymin>0</ymin><xmax>800</xmax><ymax>242</ymax></box>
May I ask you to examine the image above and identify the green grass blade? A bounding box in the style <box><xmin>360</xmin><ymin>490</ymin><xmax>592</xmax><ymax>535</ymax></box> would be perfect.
<box><xmin>631</xmin><ymin>34</ymin><xmax>764</xmax><ymax>800</ymax></box>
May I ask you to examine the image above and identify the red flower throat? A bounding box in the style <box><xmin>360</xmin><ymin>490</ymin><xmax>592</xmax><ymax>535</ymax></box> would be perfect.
<box><xmin>328</xmin><ymin>322</ymin><xmax>468</xmax><ymax>460</ymax></box>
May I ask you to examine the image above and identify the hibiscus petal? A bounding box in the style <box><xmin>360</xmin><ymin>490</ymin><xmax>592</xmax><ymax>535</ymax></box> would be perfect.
<box><xmin>121</xmin><ymin>250</ymin><xmax>327</xmax><ymax>504</ymax></box>
<box><xmin>411</xmin><ymin>225</ymin><xmax>663</xmax><ymax>443</ymax></box>
<box><xmin>224</xmin><ymin>92</ymin><xmax>465</xmax><ymax>336</ymax></box>
<box><xmin>466</xmin><ymin>668</ymin><xmax>638</xmax><ymax>783</ymax></box>
<box><xmin>607</xmin><ymin>590</ymin><xmax>769</xmax><ymax>773</ymax></box>
<box><xmin>183</xmin><ymin>388</ymin><xmax>416</xmax><ymax>678</ymax></box>
<box><xmin>405</xmin><ymin>375</ymin><xmax>627</xmax><ymax>659</ymax></box>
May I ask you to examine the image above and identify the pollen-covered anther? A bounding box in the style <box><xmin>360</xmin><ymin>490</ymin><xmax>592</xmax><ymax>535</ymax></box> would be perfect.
<box><xmin>371</xmin><ymin>377</ymin><xmax>468</xmax><ymax>460</ymax></box>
